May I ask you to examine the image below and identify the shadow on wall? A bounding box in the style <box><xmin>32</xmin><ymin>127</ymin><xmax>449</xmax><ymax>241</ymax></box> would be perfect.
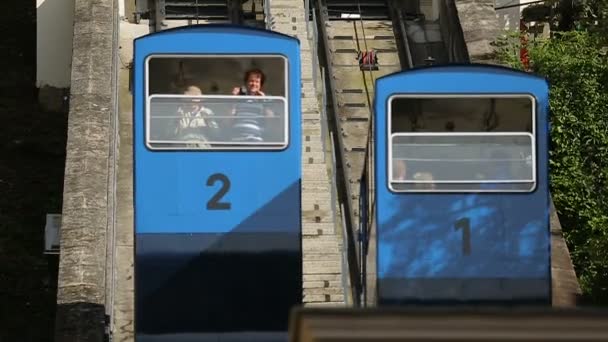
<box><xmin>55</xmin><ymin>302</ymin><xmax>106</xmax><ymax>341</ymax></box>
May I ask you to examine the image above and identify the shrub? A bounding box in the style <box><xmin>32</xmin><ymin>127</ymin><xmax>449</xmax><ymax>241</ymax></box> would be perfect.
<box><xmin>495</xmin><ymin>30</ymin><xmax>608</xmax><ymax>304</ymax></box>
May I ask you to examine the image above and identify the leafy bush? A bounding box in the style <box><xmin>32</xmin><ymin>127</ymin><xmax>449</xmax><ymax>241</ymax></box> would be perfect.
<box><xmin>495</xmin><ymin>30</ymin><xmax>608</xmax><ymax>304</ymax></box>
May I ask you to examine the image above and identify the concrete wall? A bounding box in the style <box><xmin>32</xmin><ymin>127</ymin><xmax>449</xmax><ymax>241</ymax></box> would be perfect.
<box><xmin>54</xmin><ymin>0</ymin><xmax>119</xmax><ymax>341</ymax></box>
<box><xmin>455</xmin><ymin>0</ymin><xmax>501</xmax><ymax>63</ymax></box>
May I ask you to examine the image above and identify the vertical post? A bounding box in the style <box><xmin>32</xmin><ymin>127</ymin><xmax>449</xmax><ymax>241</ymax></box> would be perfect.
<box><xmin>359</xmin><ymin>173</ymin><xmax>367</xmax><ymax>306</ymax></box>
<box><xmin>321</xmin><ymin>66</ymin><xmax>326</xmax><ymax>126</ymax></box>
<box><xmin>125</xmin><ymin>0</ymin><xmax>137</xmax><ymax>23</ymax></box>
<box><xmin>311</xmin><ymin>10</ymin><xmax>317</xmax><ymax>88</ymax></box>
<box><xmin>228</xmin><ymin>0</ymin><xmax>243</xmax><ymax>25</ymax></box>
<box><xmin>264</xmin><ymin>0</ymin><xmax>271</xmax><ymax>29</ymax></box>
<box><xmin>305</xmin><ymin>0</ymin><xmax>310</xmax><ymax>39</ymax></box>
<box><xmin>149</xmin><ymin>0</ymin><xmax>165</xmax><ymax>32</ymax></box>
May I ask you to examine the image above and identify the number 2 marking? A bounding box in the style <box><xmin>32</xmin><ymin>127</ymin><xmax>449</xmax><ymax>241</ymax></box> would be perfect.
<box><xmin>454</xmin><ymin>218</ymin><xmax>471</xmax><ymax>256</ymax></box>
<box><xmin>206</xmin><ymin>173</ymin><xmax>231</xmax><ymax>210</ymax></box>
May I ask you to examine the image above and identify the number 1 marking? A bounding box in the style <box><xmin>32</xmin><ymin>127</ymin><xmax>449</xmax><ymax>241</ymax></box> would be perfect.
<box><xmin>454</xmin><ymin>218</ymin><xmax>471</xmax><ymax>256</ymax></box>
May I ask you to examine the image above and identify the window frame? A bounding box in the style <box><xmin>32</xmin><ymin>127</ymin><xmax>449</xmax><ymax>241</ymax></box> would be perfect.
<box><xmin>386</xmin><ymin>93</ymin><xmax>537</xmax><ymax>193</ymax></box>
<box><xmin>144</xmin><ymin>54</ymin><xmax>290</xmax><ymax>151</ymax></box>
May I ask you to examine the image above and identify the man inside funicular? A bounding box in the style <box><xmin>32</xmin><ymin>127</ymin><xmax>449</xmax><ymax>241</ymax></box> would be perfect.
<box><xmin>230</xmin><ymin>68</ymin><xmax>277</xmax><ymax>143</ymax></box>
<box><xmin>173</xmin><ymin>80</ymin><xmax>219</xmax><ymax>148</ymax></box>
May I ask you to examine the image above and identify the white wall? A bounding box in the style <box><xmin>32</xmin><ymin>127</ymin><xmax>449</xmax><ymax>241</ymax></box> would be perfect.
<box><xmin>36</xmin><ymin>0</ymin><xmax>75</xmax><ymax>88</ymax></box>
<box><xmin>496</xmin><ymin>0</ymin><xmax>521</xmax><ymax>31</ymax></box>
<box><xmin>119</xmin><ymin>0</ymin><xmax>125</xmax><ymax>18</ymax></box>
<box><xmin>495</xmin><ymin>0</ymin><xmax>540</xmax><ymax>31</ymax></box>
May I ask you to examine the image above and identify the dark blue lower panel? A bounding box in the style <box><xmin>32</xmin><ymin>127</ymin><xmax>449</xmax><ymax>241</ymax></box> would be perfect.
<box><xmin>378</xmin><ymin>278</ymin><xmax>551</xmax><ymax>305</ymax></box>
<box><xmin>138</xmin><ymin>332</ymin><xmax>288</xmax><ymax>342</ymax></box>
<box><xmin>135</xmin><ymin>233</ymin><xmax>302</xmax><ymax>338</ymax></box>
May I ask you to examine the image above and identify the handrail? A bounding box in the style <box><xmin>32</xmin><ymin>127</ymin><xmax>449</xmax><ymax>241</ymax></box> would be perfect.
<box><xmin>438</xmin><ymin>0</ymin><xmax>470</xmax><ymax>63</ymax></box>
<box><xmin>391</xmin><ymin>4</ymin><xmax>414</xmax><ymax>69</ymax></box>
<box><xmin>358</xmin><ymin>170</ymin><xmax>369</xmax><ymax>306</ymax></box>
<box><xmin>263</xmin><ymin>0</ymin><xmax>272</xmax><ymax>29</ymax></box>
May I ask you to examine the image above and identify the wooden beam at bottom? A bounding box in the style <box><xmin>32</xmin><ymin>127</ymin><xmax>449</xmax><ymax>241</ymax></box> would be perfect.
<box><xmin>289</xmin><ymin>307</ymin><xmax>608</xmax><ymax>341</ymax></box>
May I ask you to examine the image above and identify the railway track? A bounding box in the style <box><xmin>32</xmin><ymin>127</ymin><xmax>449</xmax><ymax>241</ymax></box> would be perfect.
<box><xmin>315</xmin><ymin>0</ymin><xmax>461</xmax><ymax>302</ymax></box>
<box><xmin>316</xmin><ymin>0</ymin><xmax>401</xmax><ymax>302</ymax></box>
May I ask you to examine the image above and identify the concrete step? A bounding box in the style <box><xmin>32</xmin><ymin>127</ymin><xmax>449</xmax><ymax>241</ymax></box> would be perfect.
<box><xmin>301</xmin><ymin>139</ymin><xmax>325</xmax><ymax>149</ymax></box>
<box><xmin>302</xmin><ymin>241</ymin><xmax>342</xmax><ymax>255</ymax></box>
<box><xmin>303</xmin><ymin>121</ymin><xmax>323</xmax><ymax>129</ymax></box>
<box><xmin>302</xmin><ymin>98</ymin><xmax>320</xmax><ymax>111</ymax></box>
<box><xmin>304</xmin><ymin>293</ymin><xmax>345</xmax><ymax>302</ymax></box>
<box><xmin>302</xmin><ymin>221</ymin><xmax>336</xmax><ymax>231</ymax></box>
<box><xmin>303</xmin><ymin>273</ymin><xmax>343</xmax><ymax>282</ymax></box>
<box><xmin>302</xmin><ymin>141</ymin><xmax>325</xmax><ymax>150</ymax></box>
<box><xmin>302</xmin><ymin>136</ymin><xmax>323</xmax><ymax>144</ymax></box>
<box><xmin>302</xmin><ymin>252</ymin><xmax>342</xmax><ymax>263</ymax></box>
<box><xmin>303</xmin><ymin>260</ymin><xmax>343</xmax><ymax>274</ymax></box>
<box><xmin>303</xmin><ymin>279</ymin><xmax>343</xmax><ymax>289</ymax></box>
<box><xmin>303</xmin><ymin>287</ymin><xmax>345</xmax><ymax>295</ymax></box>
<box><xmin>302</xmin><ymin>151</ymin><xmax>325</xmax><ymax>160</ymax></box>
<box><xmin>301</xmin><ymin>200</ymin><xmax>333</xmax><ymax>209</ymax></box>
<box><xmin>302</xmin><ymin>164</ymin><xmax>330</xmax><ymax>174</ymax></box>
<box><xmin>302</xmin><ymin>123</ymin><xmax>323</xmax><ymax>133</ymax></box>
<box><xmin>301</xmin><ymin>83</ymin><xmax>317</xmax><ymax>93</ymax></box>
<box><xmin>302</xmin><ymin>229</ymin><xmax>334</xmax><ymax>236</ymax></box>
<box><xmin>302</xmin><ymin>157</ymin><xmax>327</xmax><ymax>165</ymax></box>
<box><xmin>303</xmin><ymin>212</ymin><xmax>333</xmax><ymax>224</ymax></box>
<box><xmin>302</xmin><ymin>184</ymin><xmax>330</xmax><ymax>193</ymax></box>
<box><xmin>302</xmin><ymin>240</ymin><xmax>342</xmax><ymax>254</ymax></box>
<box><xmin>304</xmin><ymin>301</ymin><xmax>346</xmax><ymax>307</ymax></box>
<box><xmin>269</xmin><ymin>2</ymin><xmax>306</xmax><ymax>9</ymax></box>
<box><xmin>301</xmin><ymin>199</ymin><xmax>333</xmax><ymax>209</ymax></box>
<box><xmin>302</xmin><ymin>119</ymin><xmax>324</xmax><ymax>126</ymax></box>
<box><xmin>303</xmin><ymin>113</ymin><xmax>321</xmax><ymax>120</ymax></box>
<box><xmin>301</xmin><ymin>197</ymin><xmax>333</xmax><ymax>209</ymax></box>
<box><xmin>302</xmin><ymin>173</ymin><xmax>330</xmax><ymax>183</ymax></box>
<box><xmin>271</xmin><ymin>24</ymin><xmax>307</xmax><ymax>33</ymax></box>
<box><xmin>303</xmin><ymin>146</ymin><xmax>326</xmax><ymax>156</ymax></box>
<box><xmin>300</xmin><ymin>182</ymin><xmax>332</xmax><ymax>191</ymax></box>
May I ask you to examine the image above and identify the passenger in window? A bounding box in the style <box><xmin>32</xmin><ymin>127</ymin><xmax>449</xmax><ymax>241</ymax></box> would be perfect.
<box><xmin>231</xmin><ymin>69</ymin><xmax>275</xmax><ymax>116</ymax></box>
<box><xmin>231</xmin><ymin>69</ymin><xmax>277</xmax><ymax>142</ymax></box>
<box><xmin>393</xmin><ymin>160</ymin><xmax>407</xmax><ymax>180</ymax></box>
<box><xmin>391</xmin><ymin>159</ymin><xmax>408</xmax><ymax>190</ymax></box>
<box><xmin>445</xmin><ymin>121</ymin><xmax>455</xmax><ymax>132</ymax></box>
<box><xmin>489</xmin><ymin>150</ymin><xmax>513</xmax><ymax>180</ymax></box>
<box><xmin>232</xmin><ymin>68</ymin><xmax>267</xmax><ymax>97</ymax></box>
<box><xmin>175</xmin><ymin>83</ymin><xmax>217</xmax><ymax>147</ymax></box>
<box><xmin>479</xmin><ymin>150</ymin><xmax>513</xmax><ymax>190</ymax></box>
<box><xmin>413</xmin><ymin>172</ymin><xmax>436</xmax><ymax>190</ymax></box>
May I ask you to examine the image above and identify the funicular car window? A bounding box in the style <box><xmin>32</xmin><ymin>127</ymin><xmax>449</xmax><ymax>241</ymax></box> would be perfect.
<box><xmin>145</xmin><ymin>55</ymin><xmax>288</xmax><ymax>150</ymax></box>
<box><xmin>388</xmin><ymin>95</ymin><xmax>536</xmax><ymax>192</ymax></box>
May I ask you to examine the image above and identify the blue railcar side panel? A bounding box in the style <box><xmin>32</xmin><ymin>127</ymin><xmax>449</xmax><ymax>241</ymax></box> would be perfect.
<box><xmin>373</xmin><ymin>65</ymin><xmax>551</xmax><ymax>304</ymax></box>
<box><xmin>133</xmin><ymin>26</ymin><xmax>301</xmax><ymax>339</ymax></box>
<box><xmin>134</xmin><ymin>28</ymin><xmax>301</xmax><ymax>235</ymax></box>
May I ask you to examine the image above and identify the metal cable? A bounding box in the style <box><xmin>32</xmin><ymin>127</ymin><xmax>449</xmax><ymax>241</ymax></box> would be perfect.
<box><xmin>355</xmin><ymin>0</ymin><xmax>377</xmax><ymax>236</ymax></box>
<box><xmin>354</xmin><ymin>0</ymin><xmax>381</xmax><ymax>306</ymax></box>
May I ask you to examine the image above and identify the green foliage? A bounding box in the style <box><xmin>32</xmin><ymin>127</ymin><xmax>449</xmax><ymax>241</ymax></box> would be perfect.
<box><xmin>495</xmin><ymin>30</ymin><xmax>608</xmax><ymax>304</ymax></box>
